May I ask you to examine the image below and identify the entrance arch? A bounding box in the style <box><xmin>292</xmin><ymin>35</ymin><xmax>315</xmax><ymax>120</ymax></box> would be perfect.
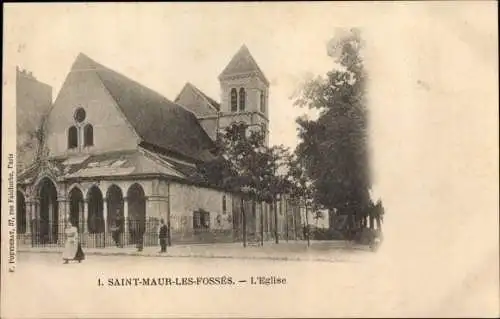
<box><xmin>37</xmin><ymin>178</ymin><xmax>59</xmax><ymax>244</ymax></box>
<box><xmin>127</xmin><ymin>183</ymin><xmax>146</xmax><ymax>245</ymax></box>
<box><xmin>69</xmin><ymin>187</ymin><xmax>84</xmax><ymax>232</ymax></box>
<box><xmin>17</xmin><ymin>191</ymin><xmax>27</xmax><ymax>234</ymax></box>
<box><xmin>106</xmin><ymin>184</ymin><xmax>124</xmax><ymax>230</ymax></box>
<box><xmin>87</xmin><ymin>186</ymin><xmax>104</xmax><ymax>234</ymax></box>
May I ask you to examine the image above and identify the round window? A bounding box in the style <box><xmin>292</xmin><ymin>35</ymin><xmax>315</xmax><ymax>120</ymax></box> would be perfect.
<box><xmin>74</xmin><ymin>108</ymin><xmax>86</xmax><ymax>123</ymax></box>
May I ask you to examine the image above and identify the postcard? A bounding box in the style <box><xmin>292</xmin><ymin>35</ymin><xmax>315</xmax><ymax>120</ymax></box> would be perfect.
<box><xmin>2</xmin><ymin>2</ymin><xmax>498</xmax><ymax>318</ymax></box>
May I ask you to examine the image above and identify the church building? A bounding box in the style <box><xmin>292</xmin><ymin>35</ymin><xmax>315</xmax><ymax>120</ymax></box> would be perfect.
<box><xmin>16</xmin><ymin>46</ymin><xmax>302</xmax><ymax>248</ymax></box>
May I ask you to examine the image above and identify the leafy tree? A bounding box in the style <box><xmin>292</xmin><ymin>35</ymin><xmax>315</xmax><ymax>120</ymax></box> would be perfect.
<box><xmin>292</xmin><ymin>28</ymin><xmax>371</xmax><ymax>238</ymax></box>
<box><xmin>199</xmin><ymin>122</ymin><xmax>291</xmax><ymax>246</ymax></box>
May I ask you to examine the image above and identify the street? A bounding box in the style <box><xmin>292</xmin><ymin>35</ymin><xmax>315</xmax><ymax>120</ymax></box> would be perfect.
<box><xmin>2</xmin><ymin>248</ymin><xmax>498</xmax><ymax>318</ymax></box>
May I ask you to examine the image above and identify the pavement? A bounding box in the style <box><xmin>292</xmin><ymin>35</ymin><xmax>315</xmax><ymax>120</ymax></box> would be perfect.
<box><xmin>17</xmin><ymin>240</ymin><xmax>372</xmax><ymax>262</ymax></box>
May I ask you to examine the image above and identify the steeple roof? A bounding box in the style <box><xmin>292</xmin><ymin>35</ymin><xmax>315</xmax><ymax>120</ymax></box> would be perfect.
<box><xmin>218</xmin><ymin>45</ymin><xmax>269</xmax><ymax>85</ymax></box>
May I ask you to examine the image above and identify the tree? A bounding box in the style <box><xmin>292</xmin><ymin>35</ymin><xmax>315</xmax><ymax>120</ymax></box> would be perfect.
<box><xmin>200</xmin><ymin>122</ymin><xmax>290</xmax><ymax>246</ymax></box>
<box><xmin>292</xmin><ymin>28</ymin><xmax>371</xmax><ymax>238</ymax></box>
<box><xmin>17</xmin><ymin>114</ymin><xmax>48</xmax><ymax>172</ymax></box>
<box><xmin>262</xmin><ymin>144</ymin><xmax>293</xmax><ymax>244</ymax></box>
<box><xmin>285</xmin><ymin>153</ymin><xmax>315</xmax><ymax>246</ymax></box>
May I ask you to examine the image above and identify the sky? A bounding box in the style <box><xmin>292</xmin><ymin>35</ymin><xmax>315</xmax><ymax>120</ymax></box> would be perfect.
<box><xmin>4</xmin><ymin>3</ymin><xmax>340</xmax><ymax>150</ymax></box>
<box><xmin>3</xmin><ymin>3</ymin><xmax>499</xmax><ymax>301</ymax></box>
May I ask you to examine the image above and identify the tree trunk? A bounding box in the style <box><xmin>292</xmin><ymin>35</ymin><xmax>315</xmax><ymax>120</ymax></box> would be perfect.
<box><xmin>285</xmin><ymin>199</ymin><xmax>289</xmax><ymax>242</ymax></box>
<box><xmin>260</xmin><ymin>202</ymin><xmax>264</xmax><ymax>246</ymax></box>
<box><xmin>305</xmin><ymin>204</ymin><xmax>310</xmax><ymax>247</ymax></box>
<box><xmin>252</xmin><ymin>199</ymin><xmax>256</xmax><ymax>243</ymax></box>
<box><xmin>241</xmin><ymin>197</ymin><xmax>246</xmax><ymax>248</ymax></box>
<box><xmin>274</xmin><ymin>200</ymin><xmax>279</xmax><ymax>244</ymax></box>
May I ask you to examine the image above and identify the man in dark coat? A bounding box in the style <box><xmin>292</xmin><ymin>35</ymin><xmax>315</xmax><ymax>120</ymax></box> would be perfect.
<box><xmin>159</xmin><ymin>219</ymin><xmax>168</xmax><ymax>253</ymax></box>
<box><xmin>135</xmin><ymin>222</ymin><xmax>144</xmax><ymax>252</ymax></box>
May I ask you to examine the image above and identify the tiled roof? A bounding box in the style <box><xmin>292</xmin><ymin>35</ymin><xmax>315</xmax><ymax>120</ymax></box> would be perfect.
<box><xmin>71</xmin><ymin>53</ymin><xmax>216</xmax><ymax>163</ymax></box>
<box><xmin>17</xmin><ymin>150</ymin><xmax>192</xmax><ymax>183</ymax></box>
<box><xmin>219</xmin><ymin>45</ymin><xmax>269</xmax><ymax>85</ymax></box>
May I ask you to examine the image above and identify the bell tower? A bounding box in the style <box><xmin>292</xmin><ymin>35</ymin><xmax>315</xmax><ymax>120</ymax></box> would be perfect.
<box><xmin>218</xmin><ymin>45</ymin><xmax>269</xmax><ymax>145</ymax></box>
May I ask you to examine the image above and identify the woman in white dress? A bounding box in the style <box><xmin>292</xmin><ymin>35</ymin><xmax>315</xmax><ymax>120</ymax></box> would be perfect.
<box><xmin>62</xmin><ymin>220</ymin><xmax>85</xmax><ymax>264</ymax></box>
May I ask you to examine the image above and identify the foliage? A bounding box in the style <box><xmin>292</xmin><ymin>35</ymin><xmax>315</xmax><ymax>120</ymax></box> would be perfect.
<box><xmin>292</xmin><ymin>28</ymin><xmax>372</xmax><ymax>224</ymax></box>
<box><xmin>199</xmin><ymin>122</ymin><xmax>291</xmax><ymax>203</ymax></box>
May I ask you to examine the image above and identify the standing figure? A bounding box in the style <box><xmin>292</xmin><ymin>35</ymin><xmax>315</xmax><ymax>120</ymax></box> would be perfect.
<box><xmin>135</xmin><ymin>219</ymin><xmax>145</xmax><ymax>252</ymax></box>
<box><xmin>111</xmin><ymin>210</ymin><xmax>123</xmax><ymax>248</ymax></box>
<box><xmin>158</xmin><ymin>219</ymin><xmax>168</xmax><ymax>253</ymax></box>
<box><xmin>62</xmin><ymin>220</ymin><xmax>85</xmax><ymax>264</ymax></box>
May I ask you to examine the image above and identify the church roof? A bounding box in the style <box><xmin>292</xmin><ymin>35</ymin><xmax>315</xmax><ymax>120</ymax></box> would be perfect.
<box><xmin>175</xmin><ymin>82</ymin><xmax>220</xmax><ymax>116</ymax></box>
<box><xmin>187</xmin><ymin>83</ymin><xmax>220</xmax><ymax>111</ymax></box>
<box><xmin>218</xmin><ymin>45</ymin><xmax>269</xmax><ymax>85</ymax></box>
<box><xmin>70</xmin><ymin>53</ymin><xmax>216</xmax><ymax>163</ymax></box>
<box><xmin>17</xmin><ymin>149</ymin><xmax>204</xmax><ymax>185</ymax></box>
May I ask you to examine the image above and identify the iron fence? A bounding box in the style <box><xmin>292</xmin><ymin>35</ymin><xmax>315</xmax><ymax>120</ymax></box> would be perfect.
<box><xmin>24</xmin><ymin>219</ymin><xmax>160</xmax><ymax>249</ymax></box>
<box><xmin>18</xmin><ymin>214</ymin><xmax>305</xmax><ymax>249</ymax></box>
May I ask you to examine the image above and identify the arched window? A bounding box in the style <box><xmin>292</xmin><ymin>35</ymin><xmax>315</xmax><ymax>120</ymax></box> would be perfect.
<box><xmin>239</xmin><ymin>88</ymin><xmax>246</xmax><ymax>111</ymax></box>
<box><xmin>68</xmin><ymin>126</ymin><xmax>78</xmax><ymax>149</ymax></box>
<box><xmin>260</xmin><ymin>91</ymin><xmax>266</xmax><ymax>113</ymax></box>
<box><xmin>84</xmin><ymin>124</ymin><xmax>94</xmax><ymax>147</ymax></box>
<box><xmin>230</xmin><ymin>88</ymin><xmax>238</xmax><ymax>112</ymax></box>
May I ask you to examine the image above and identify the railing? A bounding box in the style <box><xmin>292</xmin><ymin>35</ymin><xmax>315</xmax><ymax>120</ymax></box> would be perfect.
<box><xmin>17</xmin><ymin>214</ymin><xmax>306</xmax><ymax>249</ymax></box>
<box><xmin>22</xmin><ymin>219</ymin><xmax>159</xmax><ymax>249</ymax></box>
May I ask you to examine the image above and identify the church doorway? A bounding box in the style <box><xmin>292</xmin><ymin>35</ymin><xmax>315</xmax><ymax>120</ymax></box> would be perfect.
<box><xmin>38</xmin><ymin>178</ymin><xmax>59</xmax><ymax>244</ymax></box>
<box><xmin>127</xmin><ymin>183</ymin><xmax>146</xmax><ymax>245</ymax></box>
<box><xmin>69</xmin><ymin>187</ymin><xmax>84</xmax><ymax>232</ymax></box>
<box><xmin>17</xmin><ymin>191</ymin><xmax>27</xmax><ymax>234</ymax></box>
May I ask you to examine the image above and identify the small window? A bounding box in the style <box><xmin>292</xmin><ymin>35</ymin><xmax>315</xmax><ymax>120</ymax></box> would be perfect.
<box><xmin>260</xmin><ymin>91</ymin><xmax>266</xmax><ymax>113</ymax></box>
<box><xmin>239</xmin><ymin>88</ymin><xmax>246</xmax><ymax>111</ymax></box>
<box><xmin>84</xmin><ymin>124</ymin><xmax>94</xmax><ymax>147</ymax></box>
<box><xmin>193</xmin><ymin>210</ymin><xmax>210</xmax><ymax>230</ymax></box>
<box><xmin>68</xmin><ymin>126</ymin><xmax>78</xmax><ymax>149</ymax></box>
<box><xmin>230</xmin><ymin>89</ymin><xmax>238</xmax><ymax>112</ymax></box>
<box><xmin>74</xmin><ymin>108</ymin><xmax>86</xmax><ymax>123</ymax></box>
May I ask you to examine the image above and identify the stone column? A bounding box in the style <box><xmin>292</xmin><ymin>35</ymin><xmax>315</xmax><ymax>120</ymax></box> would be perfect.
<box><xmin>25</xmin><ymin>201</ymin><xmax>32</xmax><ymax>234</ymax></box>
<box><xmin>65</xmin><ymin>200</ymin><xmax>70</xmax><ymax>223</ymax></box>
<box><xmin>78</xmin><ymin>201</ymin><xmax>84</xmax><ymax>233</ymax></box>
<box><xmin>57</xmin><ymin>198</ymin><xmax>68</xmax><ymax>245</ymax></box>
<box><xmin>32</xmin><ymin>200</ymin><xmax>39</xmax><ymax>238</ymax></box>
<box><xmin>123</xmin><ymin>197</ymin><xmax>129</xmax><ymax>246</ymax></box>
<box><xmin>103</xmin><ymin>198</ymin><xmax>108</xmax><ymax>233</ymax></box>
<box><xmin>146</xmin><ymin>195</ymin><xmax>168</xmax><ymax>246</ymax></box>
<box><xmin>83</xmin><ymin>199</ymin><xmax>88</xmax><ymax>233</ymax></box>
